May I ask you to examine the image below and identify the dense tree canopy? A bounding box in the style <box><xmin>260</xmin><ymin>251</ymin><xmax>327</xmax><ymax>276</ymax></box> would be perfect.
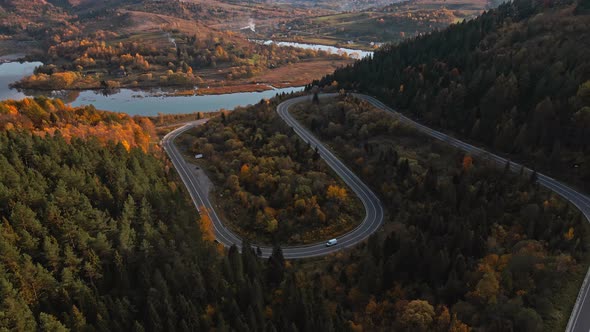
<box><xmin>0</xmin><ymin>97</ymin><xmax>154</xmax><ymax>151</ymax></box>
<box><xmin>291</xmin><ymin>96</ymin><xmax>588</xmax><ymax>331</ymax></box>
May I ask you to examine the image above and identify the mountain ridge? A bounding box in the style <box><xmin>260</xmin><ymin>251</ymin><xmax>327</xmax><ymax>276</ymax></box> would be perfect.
<box><xmin>318</xmin><ymin>0</ymin><xmax>590</xmax><ymax>190</ymax></box>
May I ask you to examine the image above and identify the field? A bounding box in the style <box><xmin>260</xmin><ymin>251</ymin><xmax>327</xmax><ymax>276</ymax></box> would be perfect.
<box><xmin>242</xmin><ymin>59</ymin><xmax>355</xmax><ymax>87</ymax></box>
<box><xmin>0</xmin><ymin>0</ymin><xmax>499</xmax><ymax>91</ymax></box>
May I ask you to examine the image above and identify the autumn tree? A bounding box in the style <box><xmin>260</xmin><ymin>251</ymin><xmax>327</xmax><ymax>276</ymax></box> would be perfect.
<box><xmin>399</xmin><ymin>300</ymin><xmax>435</xmax><ymax>332</ymax></box>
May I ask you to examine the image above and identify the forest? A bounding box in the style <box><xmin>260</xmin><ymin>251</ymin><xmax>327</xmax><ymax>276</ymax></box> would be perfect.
<box><xmin>316</xmin><ymin>0</ymin><xmax>590</xmax><ymax>191</ymax></box>
<box><xmin>290</xmin><ymin>96</ymin><xmax>589</xmax><ymax>331</ymax></box>
<box><xmin>3</xmin><ymin>0</ymin><xmax>590</xmax><ymax>329</ymax></box>
<box><xmin>177</xmin><ymin>98</ymin><xmax>362</xmax><ymax>245</ymax></box>
<box><xmin>0</xmin><ymin>92</ymin><xmax>588</xmax><ymax>331</ymax></box>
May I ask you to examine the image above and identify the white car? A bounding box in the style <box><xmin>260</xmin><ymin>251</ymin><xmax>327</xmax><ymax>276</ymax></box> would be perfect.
<box><xmin>326</xmin><ymin>238</ymin><xmax>338</xmax><ymax>247</ymax></box>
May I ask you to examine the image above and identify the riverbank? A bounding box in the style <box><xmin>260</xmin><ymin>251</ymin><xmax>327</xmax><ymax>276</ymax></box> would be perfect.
<box><xmin>0</xmin><ymin>53</ymin><xmax>28</xmax><ymax>63</ymax></box>
<box><xmin>1</xmin><ymin>61</ymin><xmax>307</xmax><ymax>115</ymax></box>
<box><xmin>195</xmin><ymin>84</ymin><xmax>274</xmax><ymax>96</ymax></box>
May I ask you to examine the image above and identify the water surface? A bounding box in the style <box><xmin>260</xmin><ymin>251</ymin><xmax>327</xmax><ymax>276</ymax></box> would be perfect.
<box><xmin>69</xmin><ymin>86</ymin><xmax>305</xmax><ymax>116</ymax></box>
<box><xmin>0</xmin><ymin>61</ymin><xmax>43</xmax><ymax>100</ymax></box>
<box><xmin>1</xmin><ymin>39</ymin><xmax>372</xmax><ymax>115</ymax></box>
<box><xmin>258</xmin><ymin>40</ymin><xmax>374</xmax><ymax>59</ymax></box>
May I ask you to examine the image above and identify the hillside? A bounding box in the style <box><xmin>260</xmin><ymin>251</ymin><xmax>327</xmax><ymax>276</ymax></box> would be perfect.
<box><xmin>318</xmin><ymin>0</ymin><xmax>590</xmax><ymax>190</ymax></box>
<box><xmin>1</xmin><ymin>83</ymin><xmax>588</xmax><ymax>331</ymax></box>
<box><xmin>0</xmin><ymin>97</ymin><xmax>358</xmax><ymax>331</ymax></box>
<box><xmin>290</xmin><ymin>95</ymin><xmax>588</xmax><ymax>331</ymax></box>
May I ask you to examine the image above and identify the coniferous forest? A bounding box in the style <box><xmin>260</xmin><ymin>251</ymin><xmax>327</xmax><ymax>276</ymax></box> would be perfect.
<box><xmin>317</xmin><ymin>0</ymin><xmax>590</xmax><ymax>190</ymax></box>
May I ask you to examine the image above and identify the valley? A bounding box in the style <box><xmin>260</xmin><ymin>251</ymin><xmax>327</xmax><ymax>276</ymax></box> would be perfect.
<box><xmin>0</xmin><ymin>0</ymin><xmax>355</xmax><ymax>94</ymax></box>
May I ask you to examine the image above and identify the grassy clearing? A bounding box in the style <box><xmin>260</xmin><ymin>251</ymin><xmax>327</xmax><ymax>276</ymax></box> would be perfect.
<box><xmin>547</xmin><ymin>238</ymin><xmax>590</xmax><ymax>332</ymax></box>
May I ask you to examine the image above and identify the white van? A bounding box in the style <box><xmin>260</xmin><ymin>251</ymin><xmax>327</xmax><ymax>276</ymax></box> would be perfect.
<box><xmin>326</xmin><ymin>238</ymin><xmax>338</xmax><ymax>247</ymax></box>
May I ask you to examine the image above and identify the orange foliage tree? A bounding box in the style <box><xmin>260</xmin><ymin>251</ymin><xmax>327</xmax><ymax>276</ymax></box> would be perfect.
<box><xmin>0</xmin><ymin>98</ymin><xmax>154</xmax><ymax>152</ymax></box>
<box><xmin>462</xmin><ymin>155</ymin><xmax>473</xmax><ymax>171</ymax></box>
<box><xmin>327</xmin><ymin>184</ymin><xmax>348</xmax><ymax>202</ymax></box>
<box><xmin>199</xmin><ymin>207</ymin><xmax>216</xmax><ymax>242</ymax></box>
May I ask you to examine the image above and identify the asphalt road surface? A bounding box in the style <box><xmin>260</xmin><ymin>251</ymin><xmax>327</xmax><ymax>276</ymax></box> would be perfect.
<box><xmin>352</xmin><ymin>93</ymin><xmax>590</xmax><ymax>332</ymax></box>
<box><xmin>161</xmin><ymin>96</ymin><xmax>385</xmax><ymax>259</ymax></box>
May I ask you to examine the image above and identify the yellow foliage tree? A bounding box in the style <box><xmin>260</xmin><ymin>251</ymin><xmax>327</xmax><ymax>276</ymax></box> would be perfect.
<box><xmin>327</xmin><ymin>185</ymin><xmax>348</xmax><ymax>202</ymax></box>
<box><xmin>266</xmin><ymin>218</ymin><xmax>278</xmax><ymax>233</ymax></box>
<box><xmin>399</xmin><ymin>300</ymin><xmax>435</xmax><ymax>332</ymax></box>
<box><xmin>474</xmin><ymin>272</ymin><xmax>500</xmax><ymax>304</ymax></box>
<box><xmin>477</xmin><ymin>254</ymin><xmax>510</xmax><ymax>274</ymax></box>
<box><xmin>50</xmin><ymin>71</ymin><xmax>79</xmax><ymax>89</ymax></box>
<box><xmin>199</xmin><ymin>208</ymin><xmax>216</xmax><ymax>242</ymax></box>
<box><xmin>120</xmin><ymin>140</ymin><xmax>131</xmax><ymax>152</ymax></box>
<box><xmin>564</xmin><ymin>227</ymin><xmax>575</xmax><ymax>240</ymax></box>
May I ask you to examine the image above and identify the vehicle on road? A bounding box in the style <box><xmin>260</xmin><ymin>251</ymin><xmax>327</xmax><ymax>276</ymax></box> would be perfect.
<box><xmin>326</xmin><ymin>238</ymin><xmax>337</xmax><ymax>247</ymax></box>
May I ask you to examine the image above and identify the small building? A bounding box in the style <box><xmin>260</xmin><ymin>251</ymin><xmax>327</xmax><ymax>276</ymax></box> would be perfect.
<box><xmin>195</xmin><ymin>154</ymin><xmax>203</xmax><ymax>159</ymax></box>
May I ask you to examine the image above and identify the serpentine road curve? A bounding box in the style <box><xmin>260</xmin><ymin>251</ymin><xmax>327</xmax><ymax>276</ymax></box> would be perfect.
<box><xmin>163</xmin><ymin>94</ymin><xmax>590</xmax><ymax>331</ymax></box>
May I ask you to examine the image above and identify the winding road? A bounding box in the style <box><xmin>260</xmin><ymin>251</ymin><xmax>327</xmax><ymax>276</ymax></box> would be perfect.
<box><xmin>163</xmin><ymin>94</ymin><xmax>590</xmax><ymax>331</ymax></box>
<box><xmin>161</xmin><ymin>94</ymin><xmax>385</xmax><ymax>260</ymax></box>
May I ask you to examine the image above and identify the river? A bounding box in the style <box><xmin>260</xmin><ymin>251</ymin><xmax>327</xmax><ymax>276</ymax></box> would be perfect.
<box><xmin>0</xmin><ymin>40</ymin><xmax>372</xmax><ymax>116</ymax></box>
<box><xmin>0</xmin><ymin>61</ymin><xmax>44</xmax><ymax>100</ymax></box>
<box><xmin>258</xmin><ymin>40</ymin><xmax>374</xmax><ymax>60</ymax></box>
<box><xmin>68</xmin><ymin>87</ymin><xmax>304</xmax><ymax>116</ymax></box>
<box><xmin>0</xmin><ymin>61</ymin><xmax>304</xmax><ymax>116</ymax></box>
